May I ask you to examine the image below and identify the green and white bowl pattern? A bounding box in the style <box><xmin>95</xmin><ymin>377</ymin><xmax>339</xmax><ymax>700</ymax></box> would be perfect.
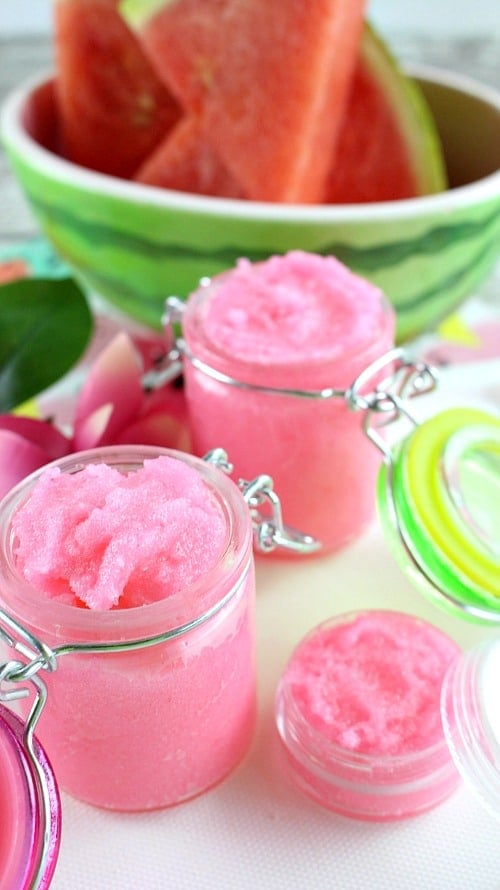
<box><xmin>1</xmin><ymin>66</ymin><xmax>499</xmax><ymax>340</ymax></box>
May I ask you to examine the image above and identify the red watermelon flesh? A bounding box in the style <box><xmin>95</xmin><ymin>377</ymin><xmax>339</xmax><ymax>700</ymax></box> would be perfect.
<box><xmin>53</xmin><ymin>0</ymin><xmax>181</xmax><ymax>178</ymax></box>
<box><xmin>324</xmin><ymin>25</ymin><xmax>447</xmax><ymax>202</ymax></box>
<box><xmin>134</xmin><ymin>115</ymin><xmax>244</xmax><ymax>198</ymax></box>
<box><xmin>123</xmin><ymin>0</ymin><xmax>367</xmax><ymax>203</ymax></box>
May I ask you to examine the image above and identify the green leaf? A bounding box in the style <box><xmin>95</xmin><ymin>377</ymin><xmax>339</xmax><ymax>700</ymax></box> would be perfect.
<box><xmin>0</xmin><ymin>277</ymin><xmax>93</xmax><ymax>412</ymax></box>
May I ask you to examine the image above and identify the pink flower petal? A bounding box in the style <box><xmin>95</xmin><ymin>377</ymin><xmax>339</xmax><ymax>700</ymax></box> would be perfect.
<box><xmin>117</xmin><ymin>410</ymin><xmax>192</xmax><ymax>452</ymax></box>
<box><xmin>0</xmin><ymin>430</ymin><xmax>51</xmax><ymax>499</ymax></box>
<box><xmin>141</xmin><ymin>381</ymin><xmax>189</xmax><ymax>425</ymax></box>
<box><xmin>0</xmin><ymin>414</ymin><xmax>71</xmax><ymax>460</ymax></box>
<box><xmin>73</xmin><ymin>403</ymin><xmax>114</xmax><ymax>451</ymax></box>
<box><xmin>73</xmin><ymin>333</ymin><xmax>145</xmax><ymax>449</ymax></box>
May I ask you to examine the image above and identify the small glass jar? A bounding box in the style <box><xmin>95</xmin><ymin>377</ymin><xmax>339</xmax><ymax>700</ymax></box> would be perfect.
<box><xmin>0</xmin><ymin>704</ymin><xmax>60</xmax><ymax>889</ymax></box>
<box><xmin>0</xmin><ymin>446</ymin><xmax>256</xmax><ymax>811</ymax></box>
<box><xmin>275</xmin><ymin>610</ymin><xmax>500</xmax><ymax>821</ymax></box>
<box><xmin>174</xmin><ymin>253</ymin><xmax>395</xmax><ymax>555</ymax></box>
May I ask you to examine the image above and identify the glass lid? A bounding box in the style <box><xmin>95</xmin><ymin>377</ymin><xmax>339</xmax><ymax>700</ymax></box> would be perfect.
<box><xmin>377</xmin><ymin>406</ymin><xmax>500</xmax><ymax>623</ymax></box>
<box><xmin>0</xmin><ymin>704</ymin><xmax>61</xmax><ymax>889</ymax></box>
<box><xmin>441</xmin><ymin>638</ymin><xmax>500</xmax><ymax>820</ymax></box>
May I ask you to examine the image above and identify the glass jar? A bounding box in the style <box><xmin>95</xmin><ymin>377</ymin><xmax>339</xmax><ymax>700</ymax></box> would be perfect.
<box><xmin>0</xmin><ymin>446</ymin><xmax>256</xmax><ymax>811</ymax></box>
<box><xmin>275</xmin><ymin>610</ymin><xmax>500</xmax><ymax>821</ymax></box>
<box><xmin>173</xmin><ymin>253</ymin><xmax>395</xmax><ymax>555</ymax></box>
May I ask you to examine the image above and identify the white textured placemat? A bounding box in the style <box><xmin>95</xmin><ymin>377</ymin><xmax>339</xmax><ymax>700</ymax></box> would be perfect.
<box><xmin>50</xmin><ymin>360</ymin><xmax>500</xmax><ymax>890</ymax></box>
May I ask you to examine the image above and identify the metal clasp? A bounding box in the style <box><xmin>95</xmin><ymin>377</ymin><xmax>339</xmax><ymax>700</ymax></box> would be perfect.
<box><xmin>344</xmin><ymin>348</ymin><xmax>439</xmax><ymax>459</ymax></box>
<box><xmin>0</xmin><ymin>607</ymin><xmax>58</xmax><ymax>757</ymax></box>
<box><xmin>204</xmin><ymin>449</ymin><xmax>320</xmax><ymax>555</ymax></box>
<box><xmin>0</xmin><ymin>608</ymin><xmax>57</xmax><ymax>697</ymax></box>
<box><xmin>141</xmin><ymin>296</ymin><xmax>186</xmax><ymax>391</ymax></box>
<box><xmin>0</xmin><ymin>607</ymin><xmax>57</xmax><ymax>738</ymax></box>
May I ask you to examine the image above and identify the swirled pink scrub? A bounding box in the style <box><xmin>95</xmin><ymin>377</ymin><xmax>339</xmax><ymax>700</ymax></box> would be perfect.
<box><xmin>5</xmin><ymin>452</ymin><xmax>255</xmax><ymax>811</ymax></box>
<box><xmin>182</xmin><ymin>251</ymin><xmax>395</xmax><ymax>553</ymax></box>
<box><xmin>200</xmin><ymin>252</ymin><xmax>386</xmax><ymax>369</ymax></box>
<box><xmin>12</xmin><ymin>457</ymin><xmax>226</xmax><ymax>611</ymax></box>
<box><xmin>276</xmin><ymin>610</ymin><xmax>462</xmax><ymax>820</ymax></box>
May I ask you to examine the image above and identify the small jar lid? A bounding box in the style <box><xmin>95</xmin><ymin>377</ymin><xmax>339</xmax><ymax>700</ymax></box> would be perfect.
<box><xmin>442</xmin><ymin>636</ymin><xmax>500</xmax><ymax>819</ymax></box>
<box><xmin>0</xmin><ymin>705</ymin><xmax>61</xmax><ymax>889</ymax></box>
<box><xmin>377</xmin><ymin>406</ymin><xmax>500</xmax><ymax>623</ymax></box>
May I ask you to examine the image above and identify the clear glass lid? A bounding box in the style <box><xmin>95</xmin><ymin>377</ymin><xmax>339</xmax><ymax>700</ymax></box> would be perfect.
<box><xmin>377</xmin><ymin>407</ymin><xmax>500</xmax><ymax>623</ymax></box>
<box><xmin>442</xmin><ymin>638</ymin><xmax>500</xmax><ymax>820</ymax></box>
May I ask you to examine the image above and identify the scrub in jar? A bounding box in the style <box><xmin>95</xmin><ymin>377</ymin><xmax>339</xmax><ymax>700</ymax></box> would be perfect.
<box><xmin>0</xmin><ymin>447</ymin><xmax>256</xmax><ymax>811</ymax></box>
<box><xmin>275</xmin><ymin>610</ymin><xmax>462</xmax><ymax>820</ymax></box>
<box><xmin>181</xmin><ymin>251</ymin><xmax>395</xmax><ymax>554</ymax></box>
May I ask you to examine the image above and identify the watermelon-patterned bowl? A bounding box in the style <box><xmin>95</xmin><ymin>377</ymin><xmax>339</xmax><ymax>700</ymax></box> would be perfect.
<box><xmin>1</xmin><ymin>65</ymin><xmax>499</xmax><ymax>341</ymax></box>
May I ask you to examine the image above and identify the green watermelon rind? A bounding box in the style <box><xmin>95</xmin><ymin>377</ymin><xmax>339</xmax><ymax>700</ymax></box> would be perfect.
<box><xmin>120</xmin><ymin>0</ymin><xmax>168</xmax><ymax>30</ymax></box>
<box><xmin>8</xmin><ymin>152</ymin><xmax>497</xmax><ymax>340</ymax></box>
<box><xmin>361</xmin><ymin>23</ymin><xmax>448</xmax><ymax>195</ymax></box>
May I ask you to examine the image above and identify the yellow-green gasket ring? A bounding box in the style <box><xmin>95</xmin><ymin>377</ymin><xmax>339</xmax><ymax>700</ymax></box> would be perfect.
<box><xmin>402</xmin><ymin>407</ymin><xmax>500</xmax><ymax>598</ymax></box>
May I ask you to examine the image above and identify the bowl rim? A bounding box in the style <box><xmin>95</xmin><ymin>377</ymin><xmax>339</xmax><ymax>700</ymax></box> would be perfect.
<box><xmin>1</xmin><ymin>63</ymin><xmax>499</xmax><ymax>222</ymax></box>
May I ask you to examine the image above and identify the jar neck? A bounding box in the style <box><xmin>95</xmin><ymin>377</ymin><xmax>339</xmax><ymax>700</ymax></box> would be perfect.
<box><xmin>0</xmin><ymin>446</ymin><xmax>253</xmax><ymax>646</ymax></box>
<box><xmin>182</xmin><ymin>280</ymin><xmax>395</xmax><ymax>391</ymax></box>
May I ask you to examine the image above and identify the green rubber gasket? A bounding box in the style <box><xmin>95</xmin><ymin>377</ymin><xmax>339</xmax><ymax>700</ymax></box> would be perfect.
<box><xmin>402</xmin><ymin>407</ymin><xmax>500</xmax><ymax>597</ymax></box>
<box><xmin>377</xmin><ymin>458</ymin><xmax>500</xmax><ymax>623</ymax></box>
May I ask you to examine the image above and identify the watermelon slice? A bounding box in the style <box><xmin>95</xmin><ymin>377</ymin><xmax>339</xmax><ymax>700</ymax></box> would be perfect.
<box><xmin>121</xmin><ymin>0</ymin><xmax>367</xmax><ymax>202</ymax></box>
<box><xmin>134</xmin><ymin>115</ymin><xmax>244</xmax><ymax>197</ymax></box>
<box><xmin>324</xmin><ymin>25</ymin><xmax>447</xmax><ymax>202</ymax></box>
<box><xmin>53</xmin><ymin>0</ymin><xmax>181</xmax><ymax>178</ymax></box>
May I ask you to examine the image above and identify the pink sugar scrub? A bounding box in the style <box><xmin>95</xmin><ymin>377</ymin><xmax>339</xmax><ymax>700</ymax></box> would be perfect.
<box><xmin>181</xmin><ymin>251</ymin><xmax>395</xmax><ymax>554</ymax></box>
<box><xmin>0</xmin><ymin>448</ymin><xmax>256</xmax><ymax>811</ymax></box>
<box><xmin>275</xmin><ymin>610</ymin><xmax>463</xmax><ymax>820</ymax></box>
<box><xmin>200</xmin><ymin>252</ymin><xmax>387</xmax><ymax>371</ymax></box>
<box><xmin>12</xmin><ymin>456</ymin><xmax>226</xmax><ymax>611</ymax></box>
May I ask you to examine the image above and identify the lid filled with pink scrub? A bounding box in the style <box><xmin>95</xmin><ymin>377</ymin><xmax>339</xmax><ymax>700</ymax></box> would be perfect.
<box><xmin>0</xmin><ymin>703</ymin><xmax>61</xmax><ymax>888</ymax></box>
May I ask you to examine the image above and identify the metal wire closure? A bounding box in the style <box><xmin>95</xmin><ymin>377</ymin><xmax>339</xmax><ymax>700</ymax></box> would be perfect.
<box><xmin>0</xmin><ymin>613</ymin><xmax>56</xmax><ymax>890</ymax></box>
<box><xmin>203</xmin><ymin>448</ymin><xmax>321</xmax><ymax>554</ymax></box>
<box><xmin>159</xmin><ymin>296</ymin><xmax>439</xmax><ymax>412</ymax></box>
<box><xmin>352</xmin><ymin>352</ymin><xmax>439</xmax><ymax>458</ymax></box>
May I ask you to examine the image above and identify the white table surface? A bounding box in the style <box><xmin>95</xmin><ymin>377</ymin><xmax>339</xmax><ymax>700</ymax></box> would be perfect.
<box><xmin>38</xmin><ymin>357</ymin><xmax>498</xmax><ymax>890</ymax></box>
<box><xmin>1</xmin><ymin>31</ymin><xmax>499</xmax><ymax>890</ymax></box>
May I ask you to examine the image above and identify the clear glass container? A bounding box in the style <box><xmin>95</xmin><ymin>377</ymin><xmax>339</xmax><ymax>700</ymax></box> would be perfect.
<box><xmin>0</xmin><ymin>705</ymin><xmax>60</xmax><ymax>889</ymax></box>
<box><xmin>0</xmin><ymin>446</ymin><xmax>256</xmax><ymax>811</ymax></box>
<box><xmin>177</xmin><ymin>257</ymin><xmax>395</xmax><ymax>555</ymax></box>
<box><xmin>275</xmin><ymin>609</ymin><xmax>500</xmax><ymax>821</ymax></box>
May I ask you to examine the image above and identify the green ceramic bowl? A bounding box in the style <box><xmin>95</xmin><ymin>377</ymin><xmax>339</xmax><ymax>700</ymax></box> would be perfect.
<box><xmin>1</xmin><ymin>65</ymin><xmax>499</xmax><ymax>341</ymax></box>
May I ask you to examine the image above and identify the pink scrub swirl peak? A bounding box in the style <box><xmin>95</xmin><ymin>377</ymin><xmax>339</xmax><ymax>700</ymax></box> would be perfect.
<box><xmin>0</xmin><ymin>447</ymin><xmax>256</xmax><ymax>811</ymax></box>
<box><xmin>177</xmin><ymin>250</ymin><xmax>395</xmax><ymax>555</ymax></box>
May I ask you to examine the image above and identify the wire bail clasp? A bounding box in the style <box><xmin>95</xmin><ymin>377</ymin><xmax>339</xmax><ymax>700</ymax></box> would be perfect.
<box><xmin>0</xmin><ymin>607</ymin><xmax>58</xmax><ymax>742</ymax></box>
<box><xmin>141</xmin><ymin>295</ymin><xmax>187</xmax><ymax>391</ymax></box>
<box><xmin>203</xmin><ymin>448</ymin><xmax>321</xmax><ymax>555</ymax></box>
<box><xmin>345</xmin><ymin>348</ymin><xmax>439</xmax><ymax>459</ymax></box>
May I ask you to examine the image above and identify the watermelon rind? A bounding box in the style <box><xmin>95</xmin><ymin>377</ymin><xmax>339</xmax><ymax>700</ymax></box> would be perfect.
<box><xmin>361</xmin><ymin>23</ymin><xmax>448</xmax><ymax>195</ymax></box>
<box><xmin>120</xmin><ymin>0</ymin><xmax>168</xmax><ymax>30</ymax></box>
